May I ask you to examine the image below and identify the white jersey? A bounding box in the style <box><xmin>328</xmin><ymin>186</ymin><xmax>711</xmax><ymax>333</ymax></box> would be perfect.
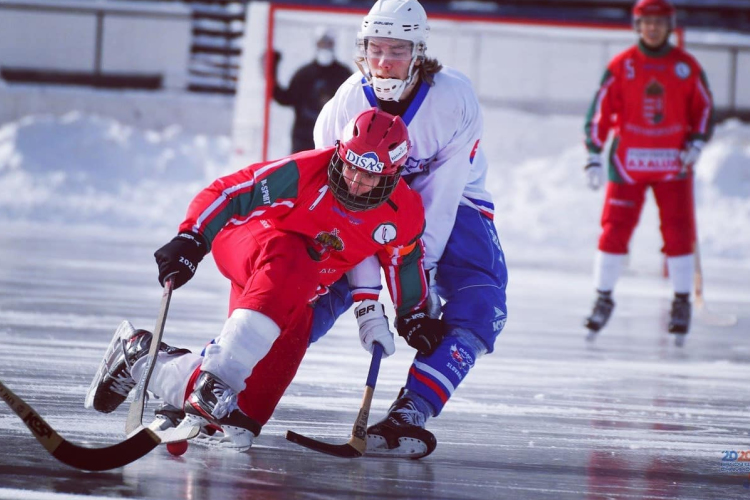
<box><xmin>315</xmin><ymin>67</ymin><xmax>493</xmax><ymax>284</ymax></box>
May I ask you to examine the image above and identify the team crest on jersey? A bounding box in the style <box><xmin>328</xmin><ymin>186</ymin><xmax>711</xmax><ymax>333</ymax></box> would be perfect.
<box><xmin>309</xmin><ymin>228</ymin><xmax>345</xmax><ymax>261</ymax></box>
<box><xmin>372</xmin><ymin>223</ymin><xmax>397</xmax><ymax>244</ymax></box>
<box><xmin>402</xmin><ymin>154</ymin><xmax>436</xmax><ymax>176</ymax></box>
<box><xmin>345</xmin><ymin>150</ymin><xmax>384</xmax><ymax>173</ymax></box>
<box><xmin>643</xmin><ymin>79</ymin><xmax>665</xmax><ymax>125</ymax></box>
<box><xmin>674</xmin><ymin>62</ymin><xmax>691</xmax><ymax>79</ymax></box>
<box><xmin>449</xmin><ymin>344</ymin><xmax>474</xmax><ymax>373</ymax></box>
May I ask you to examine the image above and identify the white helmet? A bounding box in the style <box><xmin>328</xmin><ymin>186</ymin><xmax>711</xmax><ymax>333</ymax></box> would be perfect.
<box><xmin>356</xmin><ymin>0</ymin><xmax>430</xmax><ymax>101</ymax></box>
<box><xmin>361</xmin><ymin>0</ymin><xmax>429</xmax><ymax>46</ymax></box>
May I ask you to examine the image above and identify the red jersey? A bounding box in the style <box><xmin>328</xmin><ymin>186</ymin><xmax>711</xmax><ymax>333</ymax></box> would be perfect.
<box><xmin>178</xmin><ymin>147</ymin><xmax>428</xmax><ymax>316</ymax></box>
<box><xmin>585</xmin><ymin>42</ymin><xmax>713</xmax><ymax>184</ymax></box>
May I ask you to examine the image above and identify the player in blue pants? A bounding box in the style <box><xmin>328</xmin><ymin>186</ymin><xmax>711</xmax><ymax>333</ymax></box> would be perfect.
<box><xmin>311</xmin><ymin>205</ymin><xmax>507</xmax><ymax>458</ymax></box>
<box><xmin>310</xmin><ymin>0</ymin><xmax>508</xmax><ymax>458</ymax></box>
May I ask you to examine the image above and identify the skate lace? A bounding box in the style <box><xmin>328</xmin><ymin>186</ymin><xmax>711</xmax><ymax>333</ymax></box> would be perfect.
<box><xmin>393</xmin><ymin>401</ymin><xmax>426</xmax><ymax>428</ymax></box>
<box><xmin>110</xmin><ymin>373</ymin><xmax>135</xmax><ymax>397</ymax></box>
<box><xmin>210</xmin><ymin>380</ymin><xmax>238</xmax><ymax>420</ymax></box>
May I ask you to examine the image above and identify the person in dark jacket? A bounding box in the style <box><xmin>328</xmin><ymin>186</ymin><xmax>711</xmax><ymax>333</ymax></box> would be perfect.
<box><xmin>273</xmin><ymin>28</ymin><xmax>352</xmax><ymax>153</ymax></box>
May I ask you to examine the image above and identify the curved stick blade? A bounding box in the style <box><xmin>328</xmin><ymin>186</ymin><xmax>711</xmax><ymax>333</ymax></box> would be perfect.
<box><xmin>53</xmin><ymin>428</ymin><xmax>160</xmax><ymax>471</ymax></box>
<box><xmin>285</xmin><ymin>430</ymin><xmax>362</xmax><ymax>458</ymax></box>
<box><xmin>285</xmin><ymin>343</ymin><xmax>383</xmax><ymax>458</ymax></box>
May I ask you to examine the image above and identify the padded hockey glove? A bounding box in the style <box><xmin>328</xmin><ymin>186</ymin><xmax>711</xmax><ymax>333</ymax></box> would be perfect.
<box><xmin>584</xmin><ymin>153</ymin><xmax>604</xmax><ymax>191</ymax></box>
<box><xmin>396</xmin><ymin>308</ymin><xmax>446</xmax><ymax>356</ymax></box>
<box><xmin>355</xmin><ymin>300</ymin><xmax>396</xmax><ymax>357</ymax></box>
<box><xmin>680</xmin><ymin>140</ymin><xmax>704</xmax><ymax>174</ymax></box>
<box><xmin>154</xmin><ymin>231</ymin><xmax>207</xmax><ymax>289</ymax></box>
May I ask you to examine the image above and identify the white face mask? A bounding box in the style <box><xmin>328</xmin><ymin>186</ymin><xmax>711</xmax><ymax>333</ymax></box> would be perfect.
<box><xmin>316</xmin><ymin>49</ymin><xmax>335</xmax><ymax>66</ymax></box>
<box><xmin>370</xmin><ymin>77</ymin><xmax>408</xmax><ymax>101</ymax></box>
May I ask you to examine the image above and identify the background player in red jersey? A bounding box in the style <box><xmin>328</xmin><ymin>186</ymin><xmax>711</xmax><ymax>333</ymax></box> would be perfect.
<box><xmin>88</xmin><ymin>109</ymin><xmax>438</xmax><ymax>451</ymax></box>
<box><xmin>583</xmin><ymin>0</ymin><xmax>713</xmax><ymax>338</ymax></box>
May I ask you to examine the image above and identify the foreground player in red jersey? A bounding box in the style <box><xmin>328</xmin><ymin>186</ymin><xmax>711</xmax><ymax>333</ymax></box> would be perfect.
<box><xmin>583</xmin><ymin>0</ymin><xmax>713</xmax><ymax>339</ymax></box>
<box><xmin>89</xmin><ymin>109</ymin><xmax>437</xmax><ymax>450</ymax></box>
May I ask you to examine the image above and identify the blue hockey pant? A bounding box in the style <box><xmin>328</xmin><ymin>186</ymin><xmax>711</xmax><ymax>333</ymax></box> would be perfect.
<box><xmin>310</xmin><ymin>205</ymin><xmax>508</xmax><ymax>415</ymax></box>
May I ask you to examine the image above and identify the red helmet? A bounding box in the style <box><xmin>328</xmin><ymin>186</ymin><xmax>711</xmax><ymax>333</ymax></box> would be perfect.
<box><xmin>633</xmin><ymin>0</ymin><xmax>676</xmax><ymax>28</ymax></box>
<box><xmin>329</xmin><ymin>109</ymin><xmax>410</xmax><ymax>211</ymax></box>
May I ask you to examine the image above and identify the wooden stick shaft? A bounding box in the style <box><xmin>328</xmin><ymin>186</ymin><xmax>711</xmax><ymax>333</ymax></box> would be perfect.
<box><xmin>0</xmin><ymin>379</ymin><xmax>63</xmax><ymax>453</ymax></box>
<box><xmin>126</xmin><ymin>277</ymin><xmax>174</xmax><ymax>434</ymax></box>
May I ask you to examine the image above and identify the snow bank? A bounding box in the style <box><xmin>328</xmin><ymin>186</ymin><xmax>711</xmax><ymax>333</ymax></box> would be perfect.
<box><xmin>0</xmin><ymin>109</ymin><xmax>747</xmax><ymax>264</ymax></box>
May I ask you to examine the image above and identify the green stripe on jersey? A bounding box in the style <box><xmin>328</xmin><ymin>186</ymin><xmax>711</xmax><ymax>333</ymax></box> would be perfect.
<box><xmin>692</xmin><ymin>69</ymin><xmax>715</xmax><ymax>142</ymax></box>
<box><xmin>202</xmin><ymin>161</ymin><xmax>300</xmax><ymax>244</ymax></box>
<box><xmin>607</xmin><ymin>136</ymin><xmax>624</xmax><ymax>184</ymax></box>
<box><xmin>584</xmin><ymin>69</ymin><xmax>612</xmax><ymax>154</ymax></box>
<box><xmin>395</xmin><ymin>243</ymin><xmax>426</xmax><ymax>317</ymax></box>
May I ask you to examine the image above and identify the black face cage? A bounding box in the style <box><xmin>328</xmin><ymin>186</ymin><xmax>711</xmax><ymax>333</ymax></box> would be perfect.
<box><xmin>328</xmin><ymin>148</ymin><xmax>401</xmax><ymax>212</ymax></box>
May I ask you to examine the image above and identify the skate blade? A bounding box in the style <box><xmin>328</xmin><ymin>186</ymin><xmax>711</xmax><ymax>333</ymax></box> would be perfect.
<box><xmin>672</xmin><ymin>333</ymin><xmax>687</xmax><ymax>347</ymax></box>
<box><xmin>148</xmin><ymin>414</ymin><xmax>178</xmax><ymax>432</ymax></box>
<box><xmin>365</xmin><ymin>435</ymin><xmax>430</xmax><ymax>459</ymax></box>
<box><xmin>147</xmin><ymin>413</ymin><xmax>199</xmax><ymax>440</ymax></box>
<box><xmin>179</xmin><ymin>414</ymin><xmax>253</xmax><ymax>452</ymax></box>
<box><xmin>585</xmin><ymin>330</ymin><xmax>599</xmax><ymax>342</ymax></box>
<box><xmin>150</xmin><ymin>421</ymin><xmax>200</xmax><ymax>444</ymax></box>
<box><xmin>190</xmin><ymin>430</ymin><xmax>253</xmax><ymax>452</ymax></box>
<box><xmin>84</xmin><ymin>320</ymin><xmax>136</xmax><ymax>409</ymax></box>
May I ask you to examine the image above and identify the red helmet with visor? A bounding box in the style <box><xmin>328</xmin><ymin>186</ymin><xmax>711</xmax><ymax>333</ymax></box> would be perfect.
<box><xmin>329</xmin><ymin>109</ymin><xmax>410</xmax><ymax>211</ymax></box>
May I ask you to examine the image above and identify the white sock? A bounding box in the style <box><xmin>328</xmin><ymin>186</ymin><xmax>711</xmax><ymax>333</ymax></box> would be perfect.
<box><xmin>667</xmin><ymin>254</ymin><xmax>694</xmax><ymax>295</ymax></box>
<box><xmin>131</xmin><ymin>351</ymin><xmax>202</xmax><ymax>409</ymax></box>
<box><xmin>593</xmin><ymin>251</ymin><xmax>627</xmax><ymax>292</ymax></box>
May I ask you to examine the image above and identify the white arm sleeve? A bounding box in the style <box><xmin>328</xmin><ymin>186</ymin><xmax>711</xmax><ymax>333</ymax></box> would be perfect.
<box><xmin>346</xmin><ymin>255</ymin><xmax>383</xmax><ymax>300</ymax></box>
<box><xmin>313</xmin><ymin>99</ymin><xmax>338</xmax><ymax>148</ymax></box>
<box><xmin>410</xmin><ymin>87</ymin><xmax>483</xmax><ymax>268</ymax></box>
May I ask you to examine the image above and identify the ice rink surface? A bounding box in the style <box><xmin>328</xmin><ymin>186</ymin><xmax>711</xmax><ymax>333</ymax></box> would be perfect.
<box><xmin>1</xmin><ymin>223</ymin><xmax>748</xmax><ymax>500</ymax></box>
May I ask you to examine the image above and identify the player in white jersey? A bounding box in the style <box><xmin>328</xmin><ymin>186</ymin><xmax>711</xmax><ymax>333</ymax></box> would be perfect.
<box><xmin>309</xmin><ymin>0</ymin><xmax>508</xmax><ymax>459</ymax></box>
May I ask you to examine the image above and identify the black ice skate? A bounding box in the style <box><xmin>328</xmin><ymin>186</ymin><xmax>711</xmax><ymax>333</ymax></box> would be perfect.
<box><xmin>182</xmin><ymin>371</ymin><xmax>261</xmax><ymax>451</ymax></box>
<box><xmin>85</xmin><ymin>321</ymin><xmax>190</xmax><ymax>413</ymax></box>
<box><xmin>366</xmin><ymin>397</ymin><xmax>437</xmax><ymax>459</ymax></box>
<box><xmin>585</xmin><ymin>291</ymin><xmax>615</xmax><ymax>337</ymax></box>
<box><xmin>668</xmin><ymin>294</ymin><xmax>691</xmax><ymax>335</ymax></box>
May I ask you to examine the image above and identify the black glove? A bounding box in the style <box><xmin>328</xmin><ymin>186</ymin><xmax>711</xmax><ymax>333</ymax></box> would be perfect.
<box><xmin>261</xmin><ymin>50</ymin><xmax>282</xmax><ymax>80</ymax></box>
<box><xmin>272</xmin><ymin>50</ymin><xmax>282</xmax><ymax>75</ymax></box>
<box><xmin>154</xmin><ymin>231</ymin><xmax>207</xmax><ymax>289</ymax></box>
<box><xmin>396</xmin><ymin>308</ymin><xmax>446</xmax><ymax>356</ymax></box>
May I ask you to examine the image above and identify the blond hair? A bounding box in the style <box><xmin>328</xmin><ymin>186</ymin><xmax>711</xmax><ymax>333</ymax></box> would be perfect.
<box><xmin>418</xmin><ymin>57</ymin><xmax>443</xmax><ymax>86</ymax></box>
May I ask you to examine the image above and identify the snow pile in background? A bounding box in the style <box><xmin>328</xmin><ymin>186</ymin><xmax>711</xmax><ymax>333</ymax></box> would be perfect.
<box><xmin>481</xmin><ymin>109</ymin><xmax>750</xmax><ymax>263</ymax></box>
<box><xmin>0</xmin><ymin>109</ymin><xmax>748</xmax><ymax>263</ymax></box>
<box><xmin>692</xmin><ymin>119</ymin><xmax>750</xmax><ymax>259</ymax></box>
<box><xmin>0</xmin><ymin>112</ymin><xmax>233</xmax><ymax>226</ymax></box>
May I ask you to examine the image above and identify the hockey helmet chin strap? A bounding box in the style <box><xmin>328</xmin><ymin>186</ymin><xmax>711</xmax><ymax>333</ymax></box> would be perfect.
<box><xmin>355</xmin><ymin>43</ymin><xmax>423</xmax><ymax>102</ymax></box>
